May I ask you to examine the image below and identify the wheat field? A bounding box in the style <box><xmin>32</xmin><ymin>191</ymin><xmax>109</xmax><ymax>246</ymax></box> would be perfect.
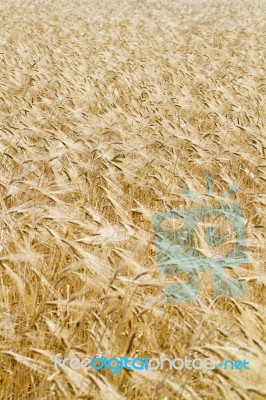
<box><xmin>0</xmin><ymin>0</ymin><xmax>265</xmax><ymax>399</ymax></box>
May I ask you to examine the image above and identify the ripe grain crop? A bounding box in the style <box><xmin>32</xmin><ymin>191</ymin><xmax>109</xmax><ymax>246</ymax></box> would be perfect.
<box><xmin>0</xmin><ymin>0</ymin><xmax>265</xmax><ymax>399</ymax></box>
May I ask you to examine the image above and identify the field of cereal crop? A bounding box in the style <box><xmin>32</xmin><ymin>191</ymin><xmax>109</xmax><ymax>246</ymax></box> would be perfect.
<box><xmin>0</xmin><ymin>0</ymin><xmax>265</xmax><ymax>399</ymax></box>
